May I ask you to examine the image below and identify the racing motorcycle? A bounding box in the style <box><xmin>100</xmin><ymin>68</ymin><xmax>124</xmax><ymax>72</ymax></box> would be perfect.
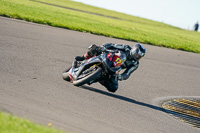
<box><xmin>63</xmin><ymin>50</ymin><xmax>126</xmax><ymax>86</ymax></box>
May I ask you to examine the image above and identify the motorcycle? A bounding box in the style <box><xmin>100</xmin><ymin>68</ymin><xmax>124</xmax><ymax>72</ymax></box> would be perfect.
<box><xmin>63</xmin><ymin>50</ymin><xmax>126</xmax><ymax>86</ymax></box>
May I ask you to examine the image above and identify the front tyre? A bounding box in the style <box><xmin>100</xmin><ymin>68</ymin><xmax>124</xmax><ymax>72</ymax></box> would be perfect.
<box><xmin>73</xmin><ymin>67</ymin><xmax>102</xmax><ymax>86</ymax></box>
<box><xmin>62</xmin><ymin>67</ymin><xmax>71</xmax><ymax>81</ymax></box>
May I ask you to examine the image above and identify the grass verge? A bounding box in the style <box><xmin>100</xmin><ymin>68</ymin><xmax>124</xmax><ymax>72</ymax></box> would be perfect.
<box><xmin>0</xmin><ymin>112</ymin><xmax>65</xmax><ymax>133</ymax></box>
<box><xmin>0</xmin><ymin>0</ymin><xmax>200</xmax><ymax>53</ymax></box>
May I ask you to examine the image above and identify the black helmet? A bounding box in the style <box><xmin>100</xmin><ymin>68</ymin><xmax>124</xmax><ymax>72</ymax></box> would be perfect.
<box><xmin>130</xmin><ymin>44</ymin><xmax>145</xmax><ymax>61</ymax></box>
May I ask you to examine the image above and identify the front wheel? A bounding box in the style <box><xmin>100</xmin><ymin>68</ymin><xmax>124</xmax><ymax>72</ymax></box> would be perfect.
<box><xmin>73</xmin><ymin>67</ymin><xmax>102</xmax><ymax>86</ymax></box>
<box><xmin>62</xmin><ymin>67</ymin><xmax>71</xmax><ymax>81</ymax></box>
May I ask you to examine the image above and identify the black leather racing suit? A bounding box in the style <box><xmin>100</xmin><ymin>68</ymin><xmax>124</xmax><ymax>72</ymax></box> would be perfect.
<box><xmin>98</xmin><ymin>43</ymin><xmax>139</xmax><ymax>92</ymax></box>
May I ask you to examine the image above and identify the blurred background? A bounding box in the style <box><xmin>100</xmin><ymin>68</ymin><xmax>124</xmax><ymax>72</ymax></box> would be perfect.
<box><xmin>73</xmin><ymin>0</ymin><xmax>200</xmax><ymax>31</ymax></box>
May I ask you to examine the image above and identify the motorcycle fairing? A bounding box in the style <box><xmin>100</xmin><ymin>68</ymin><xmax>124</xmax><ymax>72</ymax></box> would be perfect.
<box><xmin>113</xmin><ymin>55</ymin><xmax>122</xmax><ymax>67</ymax></box>
<box><xmin>68</xmin><ymin>56</ymin><xmax>102</xmax><ymax>81</ymax></box>
<box><xmin>67</xmin><ymin>50</ymin><xmax>126</xmax><ymax>82</ymax></box>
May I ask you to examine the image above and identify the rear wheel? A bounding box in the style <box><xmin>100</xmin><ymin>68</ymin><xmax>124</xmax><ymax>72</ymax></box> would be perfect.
<box><xmin>73</xmin><ymin>66</ymin><xmax>102</xmax><ymax>86</ymax></box>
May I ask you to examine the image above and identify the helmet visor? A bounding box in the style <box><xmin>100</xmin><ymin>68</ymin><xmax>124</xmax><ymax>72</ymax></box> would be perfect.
<box><xmin>133</xmin><ymin>52</ymin><xmax>142</xmax><ymax>61</ymax></box>
<box><xmin>131</xmin><ymin>47</ymin><xmax>142</xmax><ymax>61</ymax></box>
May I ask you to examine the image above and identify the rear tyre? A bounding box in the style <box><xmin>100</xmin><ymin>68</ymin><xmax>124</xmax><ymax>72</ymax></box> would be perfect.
<box><xmin>73</xmin><ymin>67</ymin><xmax>102</xmax><ymax>86</ymax></box>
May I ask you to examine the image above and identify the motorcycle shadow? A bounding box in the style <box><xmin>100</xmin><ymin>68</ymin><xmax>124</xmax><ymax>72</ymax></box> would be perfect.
<box><xmin>80</xmin><ymin>86</ymin><xmax>200</xmax><ymax>129</ymax></box>
<box><xmin>80</xmin><ymin>85</ymin><xmax>165</xmax><ymax>113</ymax></box>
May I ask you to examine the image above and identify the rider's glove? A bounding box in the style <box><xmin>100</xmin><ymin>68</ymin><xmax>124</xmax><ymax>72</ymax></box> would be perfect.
<box><xmin>100</xmin><ymin>46</ymin><xmax>106</xmax><ymax>52</ymax></box>
<box><xmin>96</xmin><ymin>46</ymin><xmax>106</xmax><ymax>55</ymax></box>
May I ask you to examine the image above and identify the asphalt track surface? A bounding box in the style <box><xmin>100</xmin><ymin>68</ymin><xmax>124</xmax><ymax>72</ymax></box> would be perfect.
<box><xmin>0</xmin><ymin>16</ymin><xmax>200</xmax><ymax>133</ymax></box>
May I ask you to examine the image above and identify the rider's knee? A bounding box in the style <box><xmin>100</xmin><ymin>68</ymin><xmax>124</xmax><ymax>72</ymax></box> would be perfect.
<box><xmin>106</xmin><ymin>84</ymin><xmax>118</xmax><ymax>93</ymax></box>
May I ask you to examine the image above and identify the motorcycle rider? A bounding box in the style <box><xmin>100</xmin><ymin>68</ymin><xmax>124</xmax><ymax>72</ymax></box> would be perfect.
<box><xmin>62</xmin><ymin>43</ymin><xmax>146</xmax><ymax>93</ymax></box>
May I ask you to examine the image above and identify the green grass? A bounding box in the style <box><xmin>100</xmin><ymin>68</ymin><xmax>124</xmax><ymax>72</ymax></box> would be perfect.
<box><xmin>0</xmin><ymin>112</ymin><xmax>65</xmax><ymax>133</ymax></box>
<box><xmin>0</xmin><ymin>0</ymin><xmax>200</xmax><ymax>53</ymax></box>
